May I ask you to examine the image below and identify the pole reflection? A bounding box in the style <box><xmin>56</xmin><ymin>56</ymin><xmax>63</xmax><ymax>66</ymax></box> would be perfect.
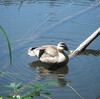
<box><xmin>79</xmin><ymin>49</ymin><xmax>100</xmax><ymax>56</ymax></box>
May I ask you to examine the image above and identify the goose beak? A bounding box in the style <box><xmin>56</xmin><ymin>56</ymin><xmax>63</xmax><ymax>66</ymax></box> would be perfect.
<box><xmin>68</xmin><ymin>50</ymin><xmax>73</xmax><ymax>54</ymax></box>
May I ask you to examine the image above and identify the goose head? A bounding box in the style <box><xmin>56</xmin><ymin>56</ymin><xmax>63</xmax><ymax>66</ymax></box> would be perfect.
<box><xmin>57</xmin><ymin>42</ymin><xmax>70</xmax><ymax>52</ymax></box>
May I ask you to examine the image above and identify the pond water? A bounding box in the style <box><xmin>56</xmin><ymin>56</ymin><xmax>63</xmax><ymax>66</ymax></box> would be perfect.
<box><xmin>0</xmin><ymin>0</ymin><xmax>100</xmax><ymax>99</ymax></box>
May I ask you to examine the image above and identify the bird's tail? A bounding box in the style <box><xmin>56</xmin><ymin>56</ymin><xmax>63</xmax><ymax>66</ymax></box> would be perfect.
<box><xmin>28</xmin><ymin>47</ymin><xmax>37</xmax><ymax>56</ymax></box>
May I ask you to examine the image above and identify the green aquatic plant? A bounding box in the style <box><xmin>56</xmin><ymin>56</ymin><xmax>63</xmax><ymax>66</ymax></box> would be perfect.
<box><xmin>0</xmin><ymin>82</ymin><xmax>22</xmax><ymax>99</ymax></box>
<box><xmin>0</xmin><ymin>81</ymin><xmax>84</xmax><ymax>99</ymax></box>
<box><xmin>0</xmin><ymin>82</ymin><xmax>56</xmax><ymax>99</ymax></box>
<box><xmin>67</xmin><ymin>84</ymin><xmax>84</xmax><ymax>99</ymax></box>
<box><xmin>0</xmin><ymin>25</ymin><xmax>12</xmax><ymax>66</ymax></box>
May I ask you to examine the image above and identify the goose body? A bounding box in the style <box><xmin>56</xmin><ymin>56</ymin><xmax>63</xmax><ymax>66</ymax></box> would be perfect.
<box><xmin>28</xmin><ymin>42</ymin><xmax>70</xmax><ymax>66</ymax></box>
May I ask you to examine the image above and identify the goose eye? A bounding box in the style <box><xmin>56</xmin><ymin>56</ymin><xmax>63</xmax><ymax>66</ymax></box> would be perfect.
<box><xmin>60</xmin><ymin>43</ymin><xmax>67</xmax><ymax>48</ymax></box>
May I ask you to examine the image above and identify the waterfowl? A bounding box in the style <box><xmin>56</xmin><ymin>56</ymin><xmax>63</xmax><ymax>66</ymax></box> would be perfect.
<box><xmin>28</xmin><ymin>42</ymin><xmax>70</xmax><ymax>66</ymax></box>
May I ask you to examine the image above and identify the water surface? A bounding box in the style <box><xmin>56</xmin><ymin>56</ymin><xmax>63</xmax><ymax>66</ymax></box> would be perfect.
<box><xmin>0</xmin><ymin>0</ymin><xmax>100</xmax><ymax>99</ymax></box>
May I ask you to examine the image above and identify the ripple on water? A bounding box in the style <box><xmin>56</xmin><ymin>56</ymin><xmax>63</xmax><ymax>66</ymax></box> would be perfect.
<box><xmin>0</xmin><ymin>0</ymin><xmax>100</xmax><ymax>98</ymax></box>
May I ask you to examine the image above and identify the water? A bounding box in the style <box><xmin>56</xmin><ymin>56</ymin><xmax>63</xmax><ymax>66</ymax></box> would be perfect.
<box><xmin>0</xmin><ymin>0</ymin><xmax>100</xmax><ymax>99</ymax></box>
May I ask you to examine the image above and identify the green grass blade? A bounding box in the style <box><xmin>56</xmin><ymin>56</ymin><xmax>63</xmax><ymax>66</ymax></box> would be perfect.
<box><xmin>67</xmin><ymin>84</ymin><xmax>84</xmax><ymax>99</ymax></box>
<box><xmin>0</xmin><ymin>25</ymin><xmax>12</xmax><ymax>66</ymax></box>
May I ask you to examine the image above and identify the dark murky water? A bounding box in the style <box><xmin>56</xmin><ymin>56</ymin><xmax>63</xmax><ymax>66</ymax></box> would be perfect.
<box><xmin>0</xmin><ymin>0</ymin><xmax>100</xmax><ymax>99</ymax></box>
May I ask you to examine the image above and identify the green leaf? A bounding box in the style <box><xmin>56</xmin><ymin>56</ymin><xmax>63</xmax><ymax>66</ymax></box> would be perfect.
<box><xmin>4</xmin><ymin>85</ymin><xmax>13</xmax><ymax>88</ymax></box>
<box><xmin>0</xmin><ymin>90</ymin><xmax>13</xmax><ymax>94</ymax></box>
<box><xmin>22</xmin><ymin>95</ymin><xmax>33</xmax><ymax>99</ymax></box>
<box><xmin>21</xmin><ymin>92</ymin><xmax>34</xmax><ymax>99</ymax></box>
<box><xmin>10</xmin><ymin>82</ymin><xmax>16</xmax><ymax>88</ymax></box>
<box><xmin>16</xmin><ymin>95</ymin><xmax>21</xmax><ymax>99</ymax></box>
<box><xmin>31</xmin><ymin>82</ymin><xmax>40</xmax><ymax>87</ymax></box>
<box><xmin>33</xmin><ymin>92</ymin><xmax>40</xmax><ymax>97</ymax></box>
<box><xmin>43</xmin><ymin>92</ymin><xmax>51</xmax><ymax>95</ymax></box>
<box><xmin>17</xmin><ymin>86</ymin><xmax>23</xmax><ymax>90</ymax></box>
<box><xmin>16</xmin><ymin>82</ymin><xmax>22</xmax><ymax>88</ymax></box>
<box><xmin>0</xmin><ymin>25</ymin><xmax>12</xmax><ymax>66</ymax></box>
<box><xmin>16</xmin><ymin>86</ymin><xmax>23</xmax><ymax>94</ymax></box>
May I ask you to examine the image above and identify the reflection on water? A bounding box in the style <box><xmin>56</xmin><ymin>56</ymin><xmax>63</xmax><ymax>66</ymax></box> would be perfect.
<box><xmin>18</xmin><ymin>0</ymin><xmax>24</xmax><ymax>10</ymax></box>
<box><xmin>0</xmin><ymin>0</ymin><xmax>97</xmax><ymax>6</ymax></box>
<box><xmin>28</xmin><ymin>49</ymin><xmax>100</xmax><ymax>87</ymax></box>
<box><xmin>29</xmin><ymin>60</ymin><xmax>69</xmax><ymax>87</ymax></box>
<box><xmin>0</xmin><ymin>0</ymin><xmax>100</xmax><ymax>98</ymax></box>
<box><xmin>0</xmin><ymin>0</ymin><xmax>68</xmax><ymax>6</ymax></box>
<box><xmin>80</xmin><ymin>49</ymin><xmax>100</xmax><ymax>56</ymax></box>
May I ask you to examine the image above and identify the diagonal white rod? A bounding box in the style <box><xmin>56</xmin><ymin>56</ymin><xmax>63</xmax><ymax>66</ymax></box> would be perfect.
<box><xmin>69</xmin><ymin>28</ymin><xmax>100</xmax><ymax>59</ymax></box>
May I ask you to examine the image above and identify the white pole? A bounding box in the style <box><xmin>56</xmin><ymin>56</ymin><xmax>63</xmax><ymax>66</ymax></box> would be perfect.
<box><xmin>69</xmin><ymin>28</ymin><xmax>100</xmax><ymax>59</ymax></box>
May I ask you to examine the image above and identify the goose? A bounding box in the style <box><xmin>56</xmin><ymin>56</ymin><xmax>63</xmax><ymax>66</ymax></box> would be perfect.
<box><xmin>28</xmin><ymin>42</ymin><xmax>70</xmax><ymax>66</ymax></box>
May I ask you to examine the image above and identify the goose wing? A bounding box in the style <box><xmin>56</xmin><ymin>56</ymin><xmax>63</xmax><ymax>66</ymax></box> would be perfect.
<box><xmin>33</xmin><ymin>45</ymin><xmax>58</xmax><ymax>57</ymax></box>
<box><xmin>39</xmin><ymin>45</ymin><xmax>59</xmax><ymax>64</ymax></box>
<box><xmin>28</xmin><ymin>45</ymin><xmax>59</xmax><ymax>63</ymax></box>
<box><xmin>28</xmin><ymin>47</ymin><xmax>45</xmax><ymax>58</ymax></box>
<box><xmin>42</xmin><ymin>45</ymin><xmax>58</xmax><ymax>57</ymax></box>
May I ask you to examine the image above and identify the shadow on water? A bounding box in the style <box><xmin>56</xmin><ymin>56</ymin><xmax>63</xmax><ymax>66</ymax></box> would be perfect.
<box><xmin>80</xmin><ymin>49</ymin><xmax>100</xmax><ymax>56</ymax></box>
<box><xmin>29</xmin><ymin>60</ymin><xmax>69</xmax><ymax>87</ymax></box>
